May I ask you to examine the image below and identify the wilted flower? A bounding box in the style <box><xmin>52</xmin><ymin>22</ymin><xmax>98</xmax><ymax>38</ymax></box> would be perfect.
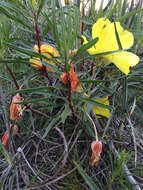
<box><xmin>60</xmin><ymin>49</ymin><xmax>82</xmax><ymax>92</ymax></box>
<box><xmin>60</xmin><ymin>72</ymin><xmax>68</xmax><ymax>84</ymax></box>
<box><xmin>92</xmin><ymin>97</ymin><xmax>111</xmax><ymax>118</ymax></box>
<box><xmin>90</xmin><ymin>141</ymin><xmax>102</xmax><ymax>166</ymax></box>
<box><xmin>69</xmin><ymin>65</ymin><xmax>80</xmax><ymax>91</ymax></box>
<box><xmin>10</xmin><ymin>93</ymin><xmax>24</xmax><ymax>121</ymax></box>
<box><xmin>29</xmin><ymin>44</ymin><xmax>59</xmax><ymax>72</ymax></box>
<box><xmin>60</xmin><ymin>62</ymin><xmax>81</xmax><ymax>92</ymax></box>
<box><xmin>2</xmin><ymin>124</ymin><xmax>18</xmax><ymax>150</ymax></box>
<box><xmin>69</xmin><ymin>49</ymin><xmax>77</xmax><ymax>57</ymax></box>
<box><xmin>82</xmin><ymin>18</ymin><xmax>139</xmax><ymax>75</ymax></box>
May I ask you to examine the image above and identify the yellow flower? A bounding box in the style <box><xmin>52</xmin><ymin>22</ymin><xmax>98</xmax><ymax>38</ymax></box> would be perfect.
<box><xmin>92</xmin><ymin>97</ymin><xmax>111</xmax><ymax>118</ymax></box>
<box><xmin>30</xmin><ymin>44</ymin><xmax>59</xmax><ymax>72</ymax></box>
<box><xmin>65</xmin><ymin>0</ymin><xmax>69</xmax><ymax>4</ymax></box>
<box><xmin>82</xmin><ymin>18</ymin><xmax>139</xmax><ymax>75</ymax></box>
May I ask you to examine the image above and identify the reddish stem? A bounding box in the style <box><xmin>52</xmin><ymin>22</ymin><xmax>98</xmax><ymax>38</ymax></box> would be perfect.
<box><xmin>89</xmin><ymin>61</ymin><xmax>94</xmax><ymax>76</ymax></box>
<box><xmin>67</xmin><ymin>81</ymin><xmax>76</xmax><ymax>120</ymax></box>
<box><xmin>6</xmin><ymin>63</ymin><xmax>19</xmax><ymax>90</ymax></box>
<box><xmin>42</xmin><ymin>70</ymin><xmax>52</xmax><ymax>86</ymax></box>
<box><xmin>33</xmin><ymin>11</ymin><xmax>52</xmax><ymax>85</ymax></box>
<box><xmin>34</xmin><ymin>12</ymin><xmax>41</xmax><ymax>55</ymax></box>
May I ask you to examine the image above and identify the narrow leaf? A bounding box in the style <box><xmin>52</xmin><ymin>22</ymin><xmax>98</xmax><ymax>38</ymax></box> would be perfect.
<box><xmin>79</xmin><ymin>97</ymin><xmax>114</xmax><ymax>110</ymax></box>
<box><xmin>0</xmin><ymin>140</ymin><xmax>12</xmax><ymax>164</ymax></box>
<box><xmin>73</xmin><ymin>161</ymin><xmax>99</xmax><ymax>190</ymax></box>
<box><xmin>118</xmin><ymin>8</ymin><xmax>143</xmax><ymax>22</ymax></box>
<box><xmin>37</xmin><ymin>0</ymin><xmax>46</xmax><ymax>19</ymax></box>
<box><xmin>114</xmin><ymin>22</ymin><xmax>122</xmax><ymax>50</ymax></box>
<box><xmin>73</xmin><ymin>37</ymin><xmax>99</xmax><ymax>59</ymax></box>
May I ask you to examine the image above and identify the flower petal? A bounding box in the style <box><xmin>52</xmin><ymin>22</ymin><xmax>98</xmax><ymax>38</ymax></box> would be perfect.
<box><xmin>105</xmin><ymin>51</ymin><xmax>140</xmax><ymax>75</ymax></box>
<box><xmin>29</xmin><ymin>58</ymin><xmax>43</xmax><ymax>70</ymax></box>
<box><xmin>31</xmin><ymin>44</ymin><xmax>59</xmax><ymax>72</ymax></box>
<box><xmin>2</xmin><ymin>130</ymin><xmax>9</xmax><ymax>150</ymax></box>
<box><xmin>82</xmin><ymin>35</ymin><xmax>97</xmax><ymax>55</ymax></box>
<box><xmin>34</xmin><ymin>44</ymin><xmax>59</xmax><ymax>56</ymax></box>
<box><xmin>69</xmin><ymin>67</ymin><xmax>79</xmax><ymax>91</ymax></box>
<box><xmin>10</xmin><ymin>94</ymin><xmax>23</xmax><ymax>121</ymax></box>
<box><xmin>60</xmin><ymin>72</ymin><xmax>68</xmax><ymax>84</ymax></box>
<box><xmin>100</xmin><ymin>22</ymin><xmax>134</xmax><ymax>52</ymax></box>
<box><xmin>92</xmin><ymin>18</ymin><xmax>110</xmax><ymax>40</ymax></box>
<box><xmin>2</xmin><ymin>124</ymin><xmax>18</xmax><ymax>150</ymax></box>
<box><xmin>87</xmin><ymin>18</ymin><xmax>134</xmax><ymax>54</ymax></box>
<box><xmin>90</xmin><ymin>141</ymin><xmax>102</xmax><ymax>166</ymax></box>
<box><xmin>92</xmin><ymin>97</ymin><xmax>111</xmax><ymax>118</ymax></box>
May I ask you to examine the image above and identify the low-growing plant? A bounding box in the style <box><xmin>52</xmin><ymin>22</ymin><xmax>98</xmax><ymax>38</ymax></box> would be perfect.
<box><xmin>0</xmin><ymin>0</ymin><xmax>143</xmax><ymax>189</ymax></box>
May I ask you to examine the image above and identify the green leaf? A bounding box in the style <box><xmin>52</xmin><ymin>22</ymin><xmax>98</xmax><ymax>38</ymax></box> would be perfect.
<box><xmin>6</xmin><ymin>43</ymin><xmax>62</xmax><ymax>73</ymax></box>
<box><xmin>79</xmin><ymin>97</ymin><xmax>114</xmax><ymax>110</ymax></box>
<box><xmin>51</xmin><ymin>1</ymin><xmax>61</xmax><ymax>51</ymax></box>
<box><xmin>42</xmin><ymin>115</ymin><xmax>61</xmax><ymax>139</ymax></box>
<box><xmin>8</xmin><ymin>0</ymin><xmax>29</xmax><ymax>12</ymax></box>
<box><xmin>40</xmin><ymin>59</ymin><xmax>62</xmax><ymax>74</ymax></box>
<box><xmin>42</xmin><ymin>13</ymin><xmax>53</xmax><ymax>38</ymax></box>
<box><xmin>37</xmin><ymin>0</ymin><xmax>46</xmax><ymax>19</ymax></box>
<box><xmin>0</xmin><ymin>58</ymin><xmax>29</xmax><ymax>64</ymax></box>
<box><xmin>16</xmin><ymin>95</ymin><xmax>64</xmax><ymax>105</ymax></box>
<box><xmin>8</xmin><ymin>86</ymin><xmax>62</xmax><ymax>95</ymax></box>
<box><xmin>73</xmin><ymin>37</ymin><xmax>99</xmax><ymax>59</ymax></box>
<box><xmin>0</xmin><ymin>140</ymin><xmax>12</xmax><ymax>165</ymax></box>
<box><xmin>0</xmin><ymin>75</ymin><xmax>11</xmax><ymax>81</ymax></box>
<box><xmin>106</xmin><ymin>0</ymin><xmax>119</xmax><ymax>19</ymax></box>
<box><xmin>118</xmin><ymin>8</ymin><xmax>143</xmax><ymax>22</ymax></box>
<box><xmin>0</xmin><ymin>6</ymin><xmax>32</xmax><ymax>31</ymax></box>
<box><xmin>73</xmin><ymin>161</ymin><xmax>99</xmax><ymax>190</ymax></box>
<box><xmin>61</xmin><ymin>104</ymin><xmax>71</xmax><ymax>123</ymax></box>
<box><xmin>97</xmin><ymin>0</ymin><xmax>104</xmax><ymax>18</ymax></box>
<box><xmin>114</xmin><ymin>22</ymin><xmax>122</xmax><ymax>50</ymax></box>
<box><xmin>6</xmin><ymin>43</ymin><xmax>44</xmax><ymax>57</ymax></box>
<box><xmin>0</xmin><ymin>1</ymin><xmax>31</xmax><ymax>20</ymax></box>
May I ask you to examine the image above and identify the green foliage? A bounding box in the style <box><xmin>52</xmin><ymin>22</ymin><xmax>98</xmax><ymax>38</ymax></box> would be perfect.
<box><xmin>0</xmin><ymin>0</ymin><xmax>143</xmax><ymax>189</ymax></box>
<box><xmin>73</xmin><ymin>161</ymin><xmax>99</xmax><ymax>190</ymax></box>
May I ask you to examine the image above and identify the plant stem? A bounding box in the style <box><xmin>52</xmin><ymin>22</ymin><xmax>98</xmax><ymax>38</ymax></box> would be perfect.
<box><xmin>6</xmin><ymin>63</ymin><xmax>19</xmax><ymax>90</ymax></box>
<box><xmin>86</xmin><ymin>111</ymin><xmax>98</xmax><ymax>141</ymax></box>
<box><xmin>33</xmin><ymin>11</ymin><xmax>52</xmax><ymax>85</ymax></box>
<box><xmin>34</xmin><ymin>11</ymin><xmax>41</xmax><ymax>55</ymax></box>
<box><xmin>6</xmin><ymin>63</ymin><xmax>48</xmax><ymax>118</ymax></box>
<box><xmin>67</xmin><ymin>81</ymin><xmax>76</xmax><ymax>120</ymax></box>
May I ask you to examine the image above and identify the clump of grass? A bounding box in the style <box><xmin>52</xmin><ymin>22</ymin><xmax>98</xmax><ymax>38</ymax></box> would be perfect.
<box><xmin>0</xmin><ymin>0</ymin><xmax>143</xmax><ymax>189</ymax></box>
